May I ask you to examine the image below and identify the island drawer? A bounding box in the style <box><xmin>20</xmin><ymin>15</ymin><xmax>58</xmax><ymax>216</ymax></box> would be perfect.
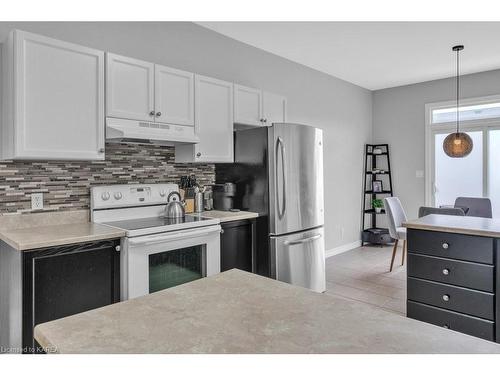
<box><xmin>408</xmin><ymin>277</ymin><xmax>494</xmax><ymax>320</ymax></box>
<box><xmin>408</xmin><ymin>253</ymin><xmax>494</xmax><ymax>292</ymax></box>
<box><xmin>407</xmin><ymin>301</ymin><xmax>495</xmax><ymax>341</ymax></box>
<box><xmin>407</xmin><ymin>229</ymin><xmax>494</xmax><ymax>264</ymax></box>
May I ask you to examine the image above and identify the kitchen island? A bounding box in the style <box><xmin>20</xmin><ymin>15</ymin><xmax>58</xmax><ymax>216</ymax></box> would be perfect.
<box><xmin>34</xmin><ymin>269</ymin><xmax>500</xmax><ymax>353</ymax></box>
<box><xmin>403</xmin><ymin>214</ymin><xmax>500</xmax><ymax>343</ymax></box>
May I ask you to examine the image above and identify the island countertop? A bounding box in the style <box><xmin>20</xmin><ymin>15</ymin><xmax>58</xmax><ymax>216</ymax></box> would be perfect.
<box><xmin>34</xmin><ymin>270</ymin><xmax>500</xmax><ymax>354</ymax></box>
<box><xmin>403</xmin><ymin>214</ymin><xmax>500</xmax><ymax>238</ymax></box>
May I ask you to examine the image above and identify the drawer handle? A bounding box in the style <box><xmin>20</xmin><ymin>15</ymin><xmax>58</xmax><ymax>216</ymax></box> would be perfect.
<box><xmin>442</xmin><ymin>294</ymin><xmax>450</xmax><ymax>302</ymax></box>
<box><xmin>442</xmin><ymin>242</ymin><xmax>449</xmax><ymax>249</ymax></box>
<box><xmin>442</xmin><ymin>268</ymin><xmax>450</xmax><ymax>276</ymax></box>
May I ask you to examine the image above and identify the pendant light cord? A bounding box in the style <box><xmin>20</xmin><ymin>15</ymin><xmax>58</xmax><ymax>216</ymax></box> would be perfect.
<box><xmin>456</xmin><ymin>48</ymin><xmax>460</xmax><ymax>134</ymax></box>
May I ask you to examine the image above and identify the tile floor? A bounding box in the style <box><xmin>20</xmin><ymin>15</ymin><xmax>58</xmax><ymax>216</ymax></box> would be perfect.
<box><xmin>325</xmin><ymin>244</ymin><xmax>406</xmax><ymax>316</ymax></box>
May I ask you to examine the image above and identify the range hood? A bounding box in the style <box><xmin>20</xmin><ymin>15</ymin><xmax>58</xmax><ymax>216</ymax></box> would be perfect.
<box><xmin>106</xmin><ymin>117</ymin><xmax>199</xmax><ymax>145</ymax></box>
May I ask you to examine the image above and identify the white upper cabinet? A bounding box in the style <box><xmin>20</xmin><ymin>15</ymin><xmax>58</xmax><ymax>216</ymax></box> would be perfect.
<box><xmin>263</xmin><ymin>91</ymin><xmax>287</xmax><ymax>124</ymax></box>
<box><xmin>234</xmin><ymin>84</ymin><xmax>263</xmax><ymax>126</ymax></box>
<box><xmin>154</xmin><ymin>65</ymin><xmax>194</xmax><ymax>126</ymax></box>
<box><xmin>106</xmin><ymin>54</ymin><xmax>195</xmax><ymax>127</ymax></box>
<box><xmin>234</xmin><ymin>84</ymin><xmax>287</xmax><ymax>127</ymax></box>
<box><xmin>1</xmin><ymin>30</ymin><xmax>105</xmax><ymax>160</ymax></box>
<box><xmin>176</xmin><ymin>75</ymin><xmax>233</xmax><ymax>163</ymax></box>
<box><xmin>106</xmin><ymin>53</ymin><xmax>155</xmax><ymax>122</ymax></box>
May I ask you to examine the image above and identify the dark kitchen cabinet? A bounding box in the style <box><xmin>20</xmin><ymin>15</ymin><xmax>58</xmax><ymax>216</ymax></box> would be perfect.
<box><xmin>220</xmin><ymin>219</ymin><xmax>256</xmax><ymax>273</ymax></box>
<box><xmin>407</xmin><ymin>228</ymin><xmax>500</xmax><ymax>343</ymax></box>
<box><xmin>22</xmin><ymin>239</ymin><xmax>120</xmax><ymax>352</ymax></box>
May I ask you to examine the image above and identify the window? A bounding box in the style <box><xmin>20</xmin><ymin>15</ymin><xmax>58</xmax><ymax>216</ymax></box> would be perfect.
<box><xmin>425</xmin><ymin>95</ymin><xmax>500</xmax><ymax>218</ymax></box>
<box><xmin>432</xmin><ymin>102</ymin><xmax>500</xmax><ymax>124</ymax></box>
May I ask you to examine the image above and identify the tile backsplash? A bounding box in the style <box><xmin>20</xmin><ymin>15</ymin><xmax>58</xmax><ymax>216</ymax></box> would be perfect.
<box><xmin>0</xmin><ymin>143</ymin><xmax>215</xmax><ymax>215</ymax></box>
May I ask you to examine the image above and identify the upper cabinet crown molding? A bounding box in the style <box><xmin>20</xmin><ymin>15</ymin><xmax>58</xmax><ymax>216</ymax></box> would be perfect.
<box><xmin>234</xmin><ymin>84</ymin><xmax>287</xmax><ymax>127</ymax></box>
<box><xmin>1</xmin><ymin>29</ymin><xmax>105</xmax><ymax>160</ymax></box>
<box><xmin>106</xmin><ymin>53</ymin><xmax>195</xmax><ymax>127</ymax></box>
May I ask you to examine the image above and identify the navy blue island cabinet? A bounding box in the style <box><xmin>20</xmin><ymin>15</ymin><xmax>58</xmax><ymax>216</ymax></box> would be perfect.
<box><xmin>406</xmin><ymin>227</ymin><xmax>500</xmax><ymax>343</ymax></box>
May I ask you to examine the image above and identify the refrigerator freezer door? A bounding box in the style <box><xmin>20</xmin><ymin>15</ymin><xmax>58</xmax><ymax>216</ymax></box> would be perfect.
<box><xmin>270</xmin><ymin>227</ymin><xmax>325</xmax><ymax>293</ymax></box>
<box><xmin>268</xmin><ymin>123</ymin><xmax>324</xmax><ymax>235</ymax></box>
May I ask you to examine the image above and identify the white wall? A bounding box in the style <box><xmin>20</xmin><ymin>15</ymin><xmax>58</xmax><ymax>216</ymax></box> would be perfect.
<box><xmin>0</xmin><ymin>22</ymin><xmax>372</xmax><ymax>251</ymax></box>
<box><xmin>373</xmin><ymin>69</ymin><xmax>500</xmax><ymax>219</ymax></box>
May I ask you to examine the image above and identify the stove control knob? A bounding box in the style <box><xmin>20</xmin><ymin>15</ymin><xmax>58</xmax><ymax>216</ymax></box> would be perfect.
<box><xmin>159</xmin><ymin>190</ymin><xmax>167</xmax><ymax>197</ymax></box>
<box><xmin>101</xmin><ymin>192</ymin><xmax>110</xmax><ymax>201</ymax></box>
<box><xmin>114</xmin><ymin>192</ymin><xmax>123</xmax><ymax>200</ymax></box>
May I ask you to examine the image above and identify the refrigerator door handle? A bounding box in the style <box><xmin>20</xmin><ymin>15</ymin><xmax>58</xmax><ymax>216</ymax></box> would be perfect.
<box><xmin>284</xmin><ymin>233</ymin><xmax>322</xmax><ymax>246</ymax></box>
<box><xmin>276</xmin><ymin>136</ymin><xmax>287</xmax><ymax>219</ymax></box>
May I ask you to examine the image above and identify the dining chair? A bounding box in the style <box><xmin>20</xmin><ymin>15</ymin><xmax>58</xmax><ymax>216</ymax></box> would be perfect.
<box><xmin>384</xmin><ymin>197</ymin><xmax>407</xmax><ymax>272</ymax></box>
<box><xmin>418</xmin><ymin>206</ymin><xmax>465</xmax><ymax>218</ymax></box>
<box><xmin>454</xmin><ymin>197</ymin><xmax>492</xmax><ymax>218</ymax></box>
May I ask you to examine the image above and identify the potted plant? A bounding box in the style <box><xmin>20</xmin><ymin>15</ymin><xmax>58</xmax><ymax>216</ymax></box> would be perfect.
<box><xmin>372</xmin><ymin>199</ymin><xmax>384</xmax><ymax>213</ymax></box>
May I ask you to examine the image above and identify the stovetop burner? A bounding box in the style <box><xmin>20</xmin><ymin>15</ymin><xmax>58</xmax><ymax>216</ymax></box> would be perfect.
<box><xmin>103</xmin><ymin>215</ymin><xmax>213</xmax><ymax>232</ymax></box>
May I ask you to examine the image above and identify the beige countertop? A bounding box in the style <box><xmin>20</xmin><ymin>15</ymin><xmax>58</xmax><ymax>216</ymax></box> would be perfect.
<box><xmin>189</xmin><ymin>210</ymin><xmax>258</xmax><ymax>223</ymax></box>
<box><xmin>0</xmin><ymin>222</ymin><xmax>126</xmax><ymax>251</ymax></box>
<box><xmin>34</xmin><ymin>269</ymin><xmax>500</xmax><ymax>354</ymax></box>
<box><xmin>0</xmin><ymin>210</ymin><xmax>125</xmax><ymax>251</ymax></box>
<box><xmin>403</xmin><ymin>214</ymin><xmax>500</xmax><ymax>238</ymax></box>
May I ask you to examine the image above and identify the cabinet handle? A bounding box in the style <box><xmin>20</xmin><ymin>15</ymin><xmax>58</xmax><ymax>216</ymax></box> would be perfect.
<box><xmin>263</xmin><ymin>118</ymin><xmax>267</xmax><ymax>123</ymax></box>
<box><xmin>260</xmin><ymin>118</ymin><xmax>265</xmax><ymax>123</ymax></box>
<box><xmin>442</xmin><ymin>294</ymin><xmax>450</xmax><ymax>302</ymax></box>
<box><xmin>196</xmin><ymin>152</ymin><xmax>202</xmax><ymax>157</ymax></box>
<box><xmin>115</xmin><ymin>245</ymin><xmax>121</xmax><ymax>252</ymax></box>
<box><xmin>220</xmin><ymin>229</ymin><xmax>224</xmax><ymax>234</ymax></box>
<box><xmin>442</xmin><ymin>242</ymin><xmax>449</xmax><ymax>249</ymax></box>
<box><xmin>156</xmin><ymin>112</ymin><xmax>162</xmax><ymax>117</ymax></box>
<box><xmin>149</xmin><ymin>110</ymin><xmax>155</xmax><ymax>116</ymax></box>
<box><xmin>98</xmin><ymin>148</ymin><xmax>105</xmax><ymax>153</ymax></box>
<box><xmin>443</xmin><ymin>324</ymin><xmax>449</xmax><ymax>329</ymax></box>
<box><xmin>442</xmin><ymin>268</ymin><xmax>450</xmax><ymax>275</ymax></box>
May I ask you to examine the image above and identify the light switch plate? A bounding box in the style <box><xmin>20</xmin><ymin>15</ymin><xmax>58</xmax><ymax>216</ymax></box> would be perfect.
<box><xmin>31</xmin><ymin>192</ymin><xmax>44</xmax><ymax>210</ymax></box>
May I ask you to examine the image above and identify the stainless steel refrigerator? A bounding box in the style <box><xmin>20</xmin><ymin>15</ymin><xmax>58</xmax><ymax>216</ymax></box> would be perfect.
<box><xmin>216</xmin><ymin>123</ymin><xmax>325</xmax><ymax>292</ymax></box>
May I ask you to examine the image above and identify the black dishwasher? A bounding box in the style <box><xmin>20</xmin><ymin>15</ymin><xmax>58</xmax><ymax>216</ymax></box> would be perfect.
<box><xmin>22</xmin><ymin>239</ymin><xmax>120</xmax><ymax>352</ymax></box>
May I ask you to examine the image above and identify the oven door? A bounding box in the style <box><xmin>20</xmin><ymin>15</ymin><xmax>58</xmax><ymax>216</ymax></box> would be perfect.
<box><xmin>121</xmin><ymin>225</ymin><xmax>221</xmax><ymax>300</ymax></box>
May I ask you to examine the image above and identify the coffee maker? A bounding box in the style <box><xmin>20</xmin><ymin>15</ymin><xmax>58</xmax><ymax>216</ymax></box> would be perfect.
<box><xmin>212</xmin><ymin>183</ymin><xmax>236</xmax><ymax>211</ymax></box>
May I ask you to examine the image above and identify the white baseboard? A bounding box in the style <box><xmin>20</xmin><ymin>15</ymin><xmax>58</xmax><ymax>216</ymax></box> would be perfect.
<box><xmin>325</xmin><ymin>240</ymin><xmax>362</xmax><ymax>258</ymax></box>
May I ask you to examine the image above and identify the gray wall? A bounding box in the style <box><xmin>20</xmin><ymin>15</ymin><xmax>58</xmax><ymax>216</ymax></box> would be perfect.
<box><xmin>373</xmin><ymin>69</ymin><xmax>500</xmax><ymax>219</ymax></box>
<box><xmin>0</xmin><ymin>22</ymin><xmax>372</xmax><ymax>250</ymax></box>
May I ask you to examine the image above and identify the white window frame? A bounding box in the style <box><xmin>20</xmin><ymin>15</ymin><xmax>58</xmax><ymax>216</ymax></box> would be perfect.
<box><xmin>425</xmin><ymin>94</ymin><xmax>500</xmax><ymax>206</ymax></box>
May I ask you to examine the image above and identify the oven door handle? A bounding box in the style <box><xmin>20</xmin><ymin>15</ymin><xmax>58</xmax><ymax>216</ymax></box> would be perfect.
<box><xmin>127</xmin><ymin>225</ymin><xmax>221</xmax><ymax>246</ymax></box>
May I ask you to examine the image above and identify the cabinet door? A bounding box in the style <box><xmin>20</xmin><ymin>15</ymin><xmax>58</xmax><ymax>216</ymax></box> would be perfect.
<box><xmin>234</xmin><ymin>84</ymin><xmax>263</xmax><ymax>126</ymax></box>
<box><xmin>221</xmin><ymin>220</ymin><xmax>255</xmax><ymax>272</ymax></box>
<box><xmin>263</xmin><ymin>91</ymin><xmax>287</xmax><ymax>125</ymax></box>
<box><xmin>194</xmin><ymin>75</ymin><xmax>234</xmax><ymax>162</ymax></box>
<box><xmin>12</xmin><ymin>30</ymin><xmax>105</xmax><ymax>160</ymax></box>
<box><xmin>155</xmin><ymin>64</ymin><xmax>194</xmax><ymax>126</ymax></box>
<box><xmin>23</xmin><ymin>240</ymin><xmax>120</xmax><ymax>349</ymax></box>
<box><xmin>106</xmin><ymin>53</ymin><xmax>154</xmax><ymax>122</ymax></box>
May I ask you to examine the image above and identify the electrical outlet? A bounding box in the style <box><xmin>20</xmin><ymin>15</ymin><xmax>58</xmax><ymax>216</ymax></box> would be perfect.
<box><xmin>31</xmin><ymin>192</ymin><xmax>44</xmax><ymax>210</ymax></box>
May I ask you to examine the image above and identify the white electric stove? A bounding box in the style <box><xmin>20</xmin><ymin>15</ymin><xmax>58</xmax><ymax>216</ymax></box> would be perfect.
<box><xmin>91</xmin><ymin>183</ymin><xmax>221</xmax><ymax>300</ymax></box>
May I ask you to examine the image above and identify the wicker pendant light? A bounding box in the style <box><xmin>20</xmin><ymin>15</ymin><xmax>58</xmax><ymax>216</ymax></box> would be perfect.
<box><xmin>443</xmin><ymin>45</ymin><xmax>473</xmax><ymax>158</ymax></box>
